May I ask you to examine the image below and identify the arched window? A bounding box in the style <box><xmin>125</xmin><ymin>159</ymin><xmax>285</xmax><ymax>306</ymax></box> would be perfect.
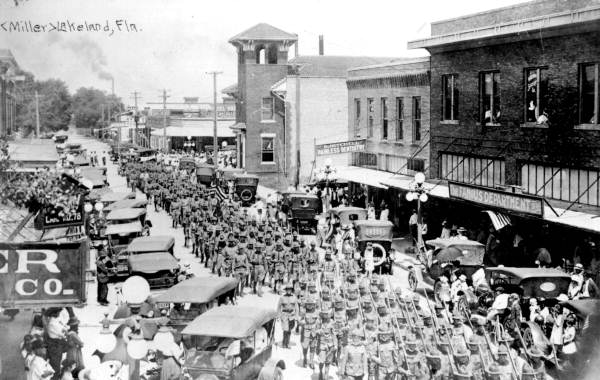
<box><xmin>255</xmin><ymin>45</ymin><xmax>266</xmax><ymax>64</ymax></box>
<box><xmin>267</xmin><ymin>44</ymin><xmax>278</xmax><ymax>64</ymax></box>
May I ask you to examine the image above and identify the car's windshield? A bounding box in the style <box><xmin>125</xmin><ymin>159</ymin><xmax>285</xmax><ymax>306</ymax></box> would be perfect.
<box><xmin>184</xmin><ymin>337</ymin><xmax>236</xmax><ymax>370</ymax></box>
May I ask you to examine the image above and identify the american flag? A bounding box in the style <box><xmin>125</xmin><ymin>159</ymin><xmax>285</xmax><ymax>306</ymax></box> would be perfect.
<box><xmin>482</xmin><ymin>210</ymin><xmax>512</xmax><ymax>231</ymax></box>
<box><xmin>209</xmin><ymin>184</ymin><xmax>227</xmax><ymax>202</ymax></box>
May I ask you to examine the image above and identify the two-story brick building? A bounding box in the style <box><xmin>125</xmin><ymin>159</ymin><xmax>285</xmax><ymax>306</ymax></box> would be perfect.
<box><xmin>0</xmin><ymin>49</ymin><xmax>19</xmax><ymax>138</ymax></box>
<box><xmin>342</xmin><ymin>58</ymin><xmax>431</xmax><ymax>228</ymax></box>
<box><xmin>402</xmin><ymin>0</ymin><xmax>600</xmax><ymax>263</ymax></box>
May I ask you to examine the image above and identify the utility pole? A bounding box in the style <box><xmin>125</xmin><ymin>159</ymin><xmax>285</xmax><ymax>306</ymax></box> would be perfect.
<box><xmin>131</xmin><ymin>91</ymin><xmax>141</xmax><ymax>145</ymax></box>
<box><xmin>34</xmin><ymin>90</ymin><xmax>41</xmax><ymax>137</ymax></box>
<box><xmin>161</xmin><ymin>89</ymin><xmax>170</xmax><ymax>153</ymax></box>
<box><xmin>206</xmin><ymin>71</ymin><xmax>222</xmax><ymax>169</ymax></box>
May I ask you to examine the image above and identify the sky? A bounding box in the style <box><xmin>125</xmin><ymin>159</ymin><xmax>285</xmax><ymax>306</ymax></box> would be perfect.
<box><xmin>0</xmin><ymin>0</ymin><xmax>528</xmax><ymax>107</ymax></box>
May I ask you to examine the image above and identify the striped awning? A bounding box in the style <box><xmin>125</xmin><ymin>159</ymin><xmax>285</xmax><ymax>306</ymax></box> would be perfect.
<box><xmin>482</xmin><ymin>210</ymin><xmax>511</xmax><ymax>230</ymax></box>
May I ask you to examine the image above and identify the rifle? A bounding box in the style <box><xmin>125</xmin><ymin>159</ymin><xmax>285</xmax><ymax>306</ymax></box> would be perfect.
<box><xmin>423</xmin><ymin>289</ymin><xmax>457</xmax><ymax>377</ymax></box>
<box><xmin>379</xmin><ymin>285</ymin><xmax>411</xmax><ymax>378</ymax></box>
<box><xmin>496</xmin><ymin>317</ymin><xmax>521</xmax><ymax>380</ymax></box>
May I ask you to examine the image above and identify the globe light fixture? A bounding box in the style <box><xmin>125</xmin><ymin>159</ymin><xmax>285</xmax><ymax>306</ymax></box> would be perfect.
<box><xmin>122</xmin><ymin>276</ymin><xmax>151</xmax><ymax>308</ymax></box>
<box><xmin>152</xmin><ymin>322</ymin><xmax>175</xmax><ymax>353</ymax></box>
<box><xmin>84</xmin><ymin>203</ymin><xmax>93</xmax><ymax>213</ymax></box>
<box><xmin>127</xmin><ymin>332</ymin><xmax>148</xmax><ymax>360</ymax></box>
<box><xmin>419</xmin><ymin>193</ymin><xmax>428</xmax><ymax>203</ymax></box>
<box><xmin>94</xmin><ymin>202</ymin><xmax>104</xmax><ymax>212</ymax></box>
<box><xmin>96</xmin><ymin>313</ymin><xmax>117</xmax><ymax>353</ymax></box>
<box><xmin>414</xmin><ymin>172</ymin><xmax>426</xmax><ymax>185</ymax></box>
<box><xmin>405</xmin><ymin>192</ymin><xmax>414</xmax><ymax>202</ymax></box>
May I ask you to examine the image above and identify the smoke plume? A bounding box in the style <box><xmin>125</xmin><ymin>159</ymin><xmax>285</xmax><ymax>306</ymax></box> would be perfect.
<box><xmin>47</xmin><ymin>35</ymin><xmax>113</xmax><ymax>82</ymax></box>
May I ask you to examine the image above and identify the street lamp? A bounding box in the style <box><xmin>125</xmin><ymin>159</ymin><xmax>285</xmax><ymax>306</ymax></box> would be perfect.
<box><xmin>184</xmin><ymin>136</ymin><xmax>194</xmax><ymax>152</ymax></box>
<box><xmin>122</xmin><ymin>275</ymin><xmax>151</xmax><ymax>313</ymax></box>
<box><xmin>96</xmin><ymin>313</ymin><xmax>117</xmax><ymax>353</ymax></box>
<box><xmin>404</xmin><ymin>172</ymin><xmax>429</xmax><ymax>249</ymax></box>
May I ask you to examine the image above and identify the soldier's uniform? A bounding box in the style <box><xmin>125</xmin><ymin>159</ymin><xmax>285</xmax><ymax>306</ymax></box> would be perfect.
<box><xmin>321</xmin><ymin>251</ymin><xmax>337</xmax><ymax>288</ymax></box>
<box><xmin>300</xmin><ymin>298</ymin><xmax>320</xmax><ymax>368</ymax></box>
<box><xmin>316</xmin><ymin>311</ymin><xmax>337</xmax><ymax>380</ymax></box>
<box><xmin>332</xmin><ymin>296</ymin><xmax>347</xmax><ymax>365</ymax></box>
<box><xmin>269</xmin><ymin>241</ymin><xmax>288</xmax><ymax>293</ymax></box>
<box><xmin>404</xmin><ymin>334</ymin><xmax>430</xmax><ymax>380</ymax></box>
<box><xmin>339</xmin><ymin>329</ymin><xmax>368</xmax><ymax>380</ymax></box>
<box><xmin>320</xmin><ymin>287</ymin><xmax>333</xmax><ymax>316</ymax></box>
<box><xmin>279</xmin><ymin>284</ymin><xmax>299</xmax><ymax>349</ymax></box>
<box><xmin>233</xmin><ymin>247</ymin><xmax>249</xmax><ymax>294</ymax></box>
<box><xmin>288</xmin><ymin>242</ymin><xmax>303</xmax><ymax>289</ymax></box>
<box><xmin>374</xmin><ymin>327</ymin><xmax>399</xmax><ymax>380</ymax></box>
<box><xmin>364</xmin><ymin>314</ymin><xmax>379</xmax><ymax>380</ymax></box>
<box><xmin>249</xmin><ymin>243</ymin><xmax>267</xmax><ymax>295</ymax></box>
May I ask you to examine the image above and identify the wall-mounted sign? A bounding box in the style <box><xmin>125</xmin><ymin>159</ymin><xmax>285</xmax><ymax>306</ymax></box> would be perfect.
<box><xmin>0</xmin><ymin>240</ymin><xmax>88</xmax><ymax>308</ymax></box>
<box><xmin>316</xmin><ymin>139</ymin><xmax>366</xmax><ymax>156</ymax></box>
<box><xmin>448</xmin><ymin>181</ymin><xmax>544</xmax><ymax>217</ymax></box>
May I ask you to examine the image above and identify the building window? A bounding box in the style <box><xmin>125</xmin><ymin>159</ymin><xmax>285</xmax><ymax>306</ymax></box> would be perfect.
<box><xmin>407</xmin><ymin>158</ymin><xmax>425</xmax><ymax>173</ymax></box>
<box><xmin>480</xmin><ymin>72</ymin><xmax>501</xmax><ymax>125</ymax></box>
<box><xmin>580</xmin><ymin>63</ymin><xmax>599</xmax><ymax>124</ymax></box>
<box><xmin>261</xmin><ymin>136</ymin><xmax>274</xmax><ymax>163</ymax></box>
<box><xmin>352</xmin><ymin>152</ymin><xmax>377</xmax><ymax>168</ymax></box>
<box><xmin>367</xmin><ymin>98</ymin><xmax>374</xmax><ymax>137</ymax></box>
<box><xmin>396</xmin><ymin>97</ymin><xmax>404</xmax><ymax>140</ymax></box>
<box><xmin>412</xmin><ymin>96</ymin><xmax>421</xmax><ymax>142</ymax></box>
<box><xmin>440</xmin><ymin>153</ymin><xmax>505</xmax><ymax>187</ymax></box>
<box><xmin>525</xmin><ymin>68</ymin><xmax>548</xmax><ymax>123</ymax></box>
<box><xmin>354</xmin><ymin>99</ymin><xmax>361</xmax><ymax>137</ymax></box>
<box><xmin>442</xmin><ymin>74</ymin><xmax>459</xmax><ymax>121</ymax></box>
<box><xmin>261</xmin><ymin>97</ymin><xmax>274</xmax><ymax>121</ymax></box>
<box><xmin>381</xmin><ymin>98</ymin><xmax>388</xmax><ymax>140</ymax></box>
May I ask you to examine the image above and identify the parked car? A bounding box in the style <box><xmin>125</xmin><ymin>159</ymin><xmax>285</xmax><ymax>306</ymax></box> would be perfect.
<box><xmin>113</xmin><ymin>235</ymin><xmax>175</xmax><ymax>277</ymax></box>
<box><xmin>196</xmin><ymin>164</ymin><xmax>216</xmax><ymax>186</ymax></box>
<box><xmin>155</xmin><ymin>277</ymin><xmax>239</xmax><ymax>332</ymax></box>
<box><xmin>233</xmin><ymin>173</ymin><xmax>259</xmax><ymax>206</ymax></box>
<box><xmin>280</xmin><ymin>191</ymin><xmax>319</xmax><ymax>233</ymax></box>
<box><xmin>181</xmin><ymin>306</ymin><xmax>277</xmax><ymax>380</ymax></box>
<box><xmin>354</xmin><ymin>219</ymin><xmax>395</xmax><ymax>275</ymax></box>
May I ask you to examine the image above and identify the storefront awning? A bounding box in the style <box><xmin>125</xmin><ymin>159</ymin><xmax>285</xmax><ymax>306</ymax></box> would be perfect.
<box><xmin>544</xmin><ymin>206</ymin><xmax>600</xmax><ymax>234</ymax></box>
<box><xmin>380</xmin><ymin>176</ymin><xmax>450</xmax><ymax>198</ymax></box>
<box><xmin>335</xmin><ymin>166</ymin><xmax>389</xmax><ymax>189</ymax></box>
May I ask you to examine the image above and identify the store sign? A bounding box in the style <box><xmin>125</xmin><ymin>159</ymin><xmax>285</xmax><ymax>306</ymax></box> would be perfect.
<box><xmin>0</xmin><ymin>240</ymin><xmax>88</xmax><ymax>308</ymax></box>
<box><xmin>448</xmin><ymin>181</ymin><xmax>544</xmax><ymax>217</ymax></box>
<box><xmin>40</xmin><ymin>193</ymin><xmax>85</xmax><ymax>229</ymax></box>
<box><xmin>316</xmin><ymin>139</ymin><xmax>366</xmax><ymax>156</ymax></box>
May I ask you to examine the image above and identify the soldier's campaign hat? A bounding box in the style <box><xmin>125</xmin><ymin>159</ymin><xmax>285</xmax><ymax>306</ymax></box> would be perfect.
<box><xmin>405</xmin><ymin>333</ymin><xmax>418</xmax><ymax>347</ymax></box>
<box><xmin>454</xmin><ymin>347</ymin><xmax>470</xmax><ymax>364</ymax></box>
<box><xmin>254</xmin><ymin>243</ymin><xmax>264</xmax><ymax>250</ymax></box>
<box><xmin>470</xmin><ymin>314</ymin><xmax>486</xmax><ymax>327</ymax></box>
<box><xmin>376</xmin><ymin>301</ymin><xmax>388</xmax><ymax>313</ymax></box>
<box><xmin>333</xmin><ymin>296</ymin><xmax>345</xmax><ymax>309</ymax></box>
<box><xmin>365</xmin><ymin>314</ymin><xmax>377</xmax><ymax>323</ymax></box>
<box><xmin>396</xmin><ymin>315</ymin><xmax>408</xmax><ymax>326</ymax></box>
<box><xmin>526</xmin><ymin>347</ymin><xmax>544</xmax><ymax>359</ymax></box>
<box><xmin>305</xmin><ymin>297</ymin><xmax>317</xmax><ymax>306</ymax></box>
<box><xmin>497</xmin><ymin>332</ymin><xmax>514</xmax><ymax>345</ymax></box>
<box><xmin>246</xmin><ymin>239</ymin><xmax>255</xmax><ymax>247</ymax></box>
<box><xmin>467</xmin><ymin>341</ymin><xmax>481</xmax><ymax>353</ymax></box>
<box><xmin>361</xmin><ymin>300</ymin><xmax>372</xmax><ymax>308</ymax></box>
<box><xmin>422</xmin><ymin>314</ymin><xmax>433</xmax><ymax>326</ymax></box>
<box><xmin>284</xmin><ymin>282</ymin><xmax>294</xmax><ymax>290</ymax></box>
<box><xmin>319</xmin><ymin>311</ymin><xmax>331</xmax><ymax>319</ymax></box>
<box><xmin>377</xmin><ymin>326</ymin><xmax>393</xmax><ymax>340</ymax></box>
<box><xmin>452</xmin><ymin>314</ymin><xmax>464</xmax><ymax>323</ymax></box>
<box><xmin>497</xmin><ymin>345</ymin><xmax>510</xmax><ymax>356</ymax></box>
<box><xmin>307</xmin><ymin>282</ymin><xmax>317</xmax><ymax>291</ymax></box>
<box><xmin>434</xmin><ymin>303</ymin><xmax>445</xmax><ymax>317</ymax></box>
<box><xmin>292</xmin><ymin>241</ymin><xmax>300</xmax><ymax>248</ymax></box>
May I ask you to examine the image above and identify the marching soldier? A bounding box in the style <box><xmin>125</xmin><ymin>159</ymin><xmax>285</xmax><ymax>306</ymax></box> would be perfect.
<box><xmin>404</xmin><ymin>333</ymin><xmax>431</xmax><ymax>380</ymax></box>
<box><xmin>300</xmin><ymin>297</ymin><xmax>320</xmax><ymax>369</ymax></box>
<box><xmin>364</xmin><ymin>314</ymin><xmax>379</xmax><ymax>380</ymax></box>
<box><xmin>332</xmin><ymin>295</ymin><xmax>347</xmax><ymax>365</ymax></box>
<box><xmin>317</xmin><ymin>311</ymin><xmax>338</xmax><ymax>380</ymax></box>
<box><xmin>233</xmin><ymin>246</ymin><xmax>250</xmax><ymax>295</ymax></box>
<box><xmin>249</xmin><ymin>243</ymin><xmax>267</xmax><ymax>295</ymax></box>
<box><xmin>289</xmin><ymin>241</ymin><xmax>303</xmax><ymax>290</ymax></box>
<box><xmin>279</xmin><ymin>283</ymin><xmax>299</xmax><ymax>349</ymax></box>
<box><xmin>321</xmin><ymin>247</ymin><xmax>338</xmax><ymax>288</ymax></box>
<box><xmin>453</xmin><ymin>347</ymin><xmax>474</xmax><ymax>380</ymax></box>
<box><xmin>339</xmin><ymin>328</ymin><xmax>368</xmax><ymax>380</ymax></box>
<box><xmin>269</xmin><ymin>237</ymin><xmax>288</xmax><ymax>293</ymax></box>
<box><xmin>450</xmin><ymin>315</ymin><xmax>472</xmax><ymax>352</ymax></box>
<box><xmin>372</xmin><ymin>326</ymin><xmax>399</xmax><ymax>380</ymax></box>
<box><xmin>321</xmin><ymin>287</ymin><xmax>334</xmax><ymax>316</ymax></box>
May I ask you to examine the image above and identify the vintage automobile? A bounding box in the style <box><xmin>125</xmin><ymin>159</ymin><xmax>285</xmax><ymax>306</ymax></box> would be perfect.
<box><xmin>155</xmin><ymin>277</ymin><xmax>239</xmax><ymax>331</ymax></box>
<box><xmin>219</xmin><ymin>167</ymin><xmax>245</xmax><ymax>182</ymax></box>
<box><xmin>484</xmin><ymin>267</ymin><xmax>572</xmax><ymax>300</ymax></box>
<box><xmin>128</xmin><ymin>252</ymin><xmax>179</xmax><ymax>288</ymax></box>
<box><xmin>233</xmin><ymin>173</ymin><xmax>259</xmax><ymax>206</ymax></box>
<box><xmin>113</xmin><ymin>235</ymin><xmax>176</xmax><ymax>277</ymax></box>
<box><xmin>179</xmin><ymin>157</ymin><xmax>197</xmax><ymax>172</ymax></box>
<box><xmin>104</xmin><ymin>198</ymin><xmax>148</xmax><ymax>212</ymax></box>
<box><xmin>104</xmin><ymin>221</ymin><xmax>143</xmax><ymax>259</ymax></box>
<box><xmin>100</xmin><ymin>191</ymin><xmax>136</xmax><ymax>208</ymax></box>
<box><xmin>181</xmin><ymin>306</ymin><xmax>277</xmax><ymax>380</ymax></box>
<box><xmin>280</xmin><ymin>191</ymin><xmax>319</xmax><ymax>233</ymax></box>
<box><xmin>137</xmin><ymin>148</ymin><xmax>157</xmax><ymax>162</ymax></box>
<box><xmin>54</xmin><ymin>134</ymin><xmax>68</xmax><ymax>144</ymax></box>
<box><xmin>105</xmin><ymin>207</ymin><xmax>147</xmax><ymax>226</ymax></box>
<box><xmin>196</xmin><ymin>164</ymin><xmax>216</xmax><ymax>186</ymax></box>
<box><xmin>407</xmin><ymin>238</ymin><xmax>486</xmax><ymax>299</ymax></box>
<box><xmin>316</xmin><ymin>206</ymin><xmax>368</xmax><ymax>247</ymax></box>
<box><xmin>354</xmin><ymin>220</ymin><xmax>395</xmax><ymax>275</ymax></box>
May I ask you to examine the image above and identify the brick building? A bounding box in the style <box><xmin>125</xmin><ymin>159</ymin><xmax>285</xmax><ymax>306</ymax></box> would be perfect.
<box><xmin>343</xmin><ymin>58</ymin><xmax>431</xmax><ymax>228</ymax></box>
<box><xmin>404</xmin><ymin>0</ymin><xmax>600</xmax><ymax>261</ymax></box>
<box><xmin>0</xmin><ymin>49</ymin><xmax>19</xmax><ymax>138</ymax></box>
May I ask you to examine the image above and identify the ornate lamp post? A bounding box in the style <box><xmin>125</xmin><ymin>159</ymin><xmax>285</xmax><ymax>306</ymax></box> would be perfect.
<box><xmin>405</xmin><ymin>172</ymin><xmax>429</xmax><ymax>249</ymax></box>
<box><xmin>96</xmin><ymin>313</ymin><xmax>117</xmax><ymax>354</ymax></box>
<box><xmin>184</xmin><ymin>135</ymin><xmax>194</xmax><ymax>152</ymax></box>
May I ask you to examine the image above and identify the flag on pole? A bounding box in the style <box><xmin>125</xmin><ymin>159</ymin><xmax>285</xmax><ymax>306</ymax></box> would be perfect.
<box><xmin>482</xmin><ymin>210</ymin><xmax>511</xmax><ymax>231</ymax></box>
<box><xmin>209</xmin><ymin>184</ymin><xmax>227</xmax><ymax>202</ymax></box>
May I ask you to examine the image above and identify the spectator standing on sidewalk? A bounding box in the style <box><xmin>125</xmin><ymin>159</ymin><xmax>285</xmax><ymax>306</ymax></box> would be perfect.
<box><xmin>409</xmin><ymin>209</ymin><xmax>418</xmax><ymax>246</ymax></box>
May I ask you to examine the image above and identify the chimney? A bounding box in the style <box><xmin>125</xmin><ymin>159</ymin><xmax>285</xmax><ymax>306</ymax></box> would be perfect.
<box><xmin>318</xmin><ymin>35</ymin><xmax>324</xmax><ymax>56</ymax></box>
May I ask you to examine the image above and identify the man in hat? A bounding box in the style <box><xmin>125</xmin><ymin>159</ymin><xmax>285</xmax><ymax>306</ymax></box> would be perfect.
<box><xmin>404</xmin><ymin>333</ymin><xmax>430</xmax><ymax>380</ymax></box>
<box><xmin>279</xmin><ymin>283</ymin><xmax>299</xmax><ymax>349</ymax></box>
<box><xmin>28</xmin><ymin>339</ymin><xmax>55</xmax><ymax>380</ymax></box>
<box><xmin>451</xmin><ymin>314</ymin><xmax>472</xmax><ymax>352</ymax></box>
<box><xmin>373</xmin><ymin>326</ymin><xmax>399</xmax><ymax>380</ymax></box>
<box><xmin>300</xmin><ymin>297</ymin><xmax>320</xmax><ymax>369</ymax></box>
<box><xmin>454</xmin><ymin>347</ymin><xmax>473</xmax><ymax>379</ymax></box>
<box><xmin>521</xmin><ymin>347</ymin><xmax>545</xmax><ymax>380</ymax></box>
<box><xmin>321</xmin><ymin>246</ymin><xmax>337</xmax><ymax>285</ymax></box>
<box><xmin>288</xmin><ymin>241</ymin><xmax>303</xmax><ymax>290</ymax></box>
<box><xmin>364</xmin><ymin>314</ymin><xmax>379</xmax><ymax>380</ymax></box>
<box><xmin>96</xmin><ymin>250</ymin><xmax>113</xmax><ymax>306</ymax></box>
<box><xmin>495</xmin><ymin>345</ymin><xmax>516</xmax><ymax>379</ymax></box>
<box><xmin>249</xmin><ymin>243</ymin><xmax>267</xmax><ymax>296</ymax></box>
<box><xmin>339</xmin><ymin>328</ymin><xmax>368</xmax><ymax>380</ymax></box>
<box><xmin>316</xmin><ymin>311</ymin><xmax>337</xmax><ymax>380</ymax></box>
<box><xmin>332</xmin><ymin>295</ymin><xmax>347</xmax><ymax>365</ymax></box>
<box><xmin>269</xmin><ymin>237</ymin><xmax>288</xmax><ymax>293</ymax></box>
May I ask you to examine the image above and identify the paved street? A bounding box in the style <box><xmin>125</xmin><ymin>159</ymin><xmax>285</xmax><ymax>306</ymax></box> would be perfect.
<box><xmin>63</xmin><ymin>132</ymin><xmax>430</xmax><ymax>380</ymax></box>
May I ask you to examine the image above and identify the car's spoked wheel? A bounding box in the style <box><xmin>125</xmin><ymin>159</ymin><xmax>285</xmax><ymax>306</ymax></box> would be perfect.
<box><xmin>408</xmin><ymin>269</ymin><xmax>418</xmax><ymax>292</ymax></box>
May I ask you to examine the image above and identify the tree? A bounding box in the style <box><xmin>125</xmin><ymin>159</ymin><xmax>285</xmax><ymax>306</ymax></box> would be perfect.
<box><xmin>71</xmin><ymin>87</ymin><xmax>123</xmax><ymax>130</ymax></box>
<box><xmin>13</xmin><ymin>72</ymin><xmax>72</xmax><ymax>136</ymax></box>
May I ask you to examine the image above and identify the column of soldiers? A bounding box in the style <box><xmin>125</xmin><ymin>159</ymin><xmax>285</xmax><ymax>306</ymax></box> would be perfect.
<box><xmin>123</xmin><ymin>160</ymin><xmax>549</xmax><ymax>380</ymax></box>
